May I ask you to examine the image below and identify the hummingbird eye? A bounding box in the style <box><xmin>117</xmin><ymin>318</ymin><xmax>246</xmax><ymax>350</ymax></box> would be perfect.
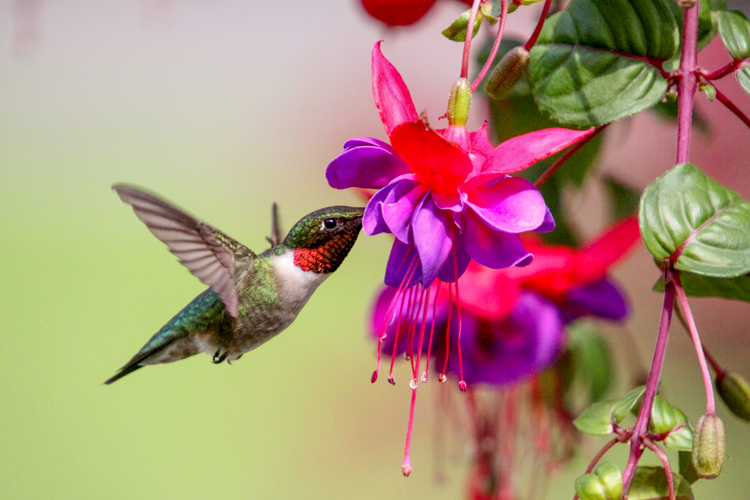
<box><xmin>322</xmin><ymin>218</ymin><xmax>338</xmax><ymax>231</ymax></box>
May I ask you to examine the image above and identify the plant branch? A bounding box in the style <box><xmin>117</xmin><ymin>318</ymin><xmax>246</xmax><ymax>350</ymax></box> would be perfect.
<box><xmin>674</xmin><ymin>277</ymin><xmax>716</xmax><ymax>414</ymax></box>
<box><xmin>673</xmin><ymin>303</ymin><xmax>724</xmax><ymax>377</ymax></box>
<box><xmin>523</xmin><ymin>0</ymin><xmax>553</xmax><ymax>51</ymax></box>
<box><xmin>461</xmin><ymin>0</ymin><xmax>483</xmax><ymax>80</ymax></box>
<box><xmin>676</xmin><ymin>3</ymin><xmax>700</xmax><ymax>164</ymax></box>
<box><xmin>471</xmin><ymin>0</ymin><xmax>509</xmax><ymax>93</ymax></box>
<box><xmin>621</xmin><ymin>274</ymin><xmax>676</xmax><ymax>495</ymax></box>
<box><xmin>701</xmin><ymin>58</ymin><xmax>748</xmax><ymax>80</ymax></box>
<box><xmin>712</xmin><ymin>83</ymin><xmax>750</xmax><ymax>130</ymax></box>
<box><xmin>643</xmin><ymin>438</ymin><xmax>676</xmax><ymax>500</ymax></box>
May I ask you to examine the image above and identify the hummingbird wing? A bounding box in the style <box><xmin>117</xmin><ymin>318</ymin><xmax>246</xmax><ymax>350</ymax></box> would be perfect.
<box><xmin>113</xmin><ymin>184</ymin><xmax>255</xmax><ymax>317</ymax></box>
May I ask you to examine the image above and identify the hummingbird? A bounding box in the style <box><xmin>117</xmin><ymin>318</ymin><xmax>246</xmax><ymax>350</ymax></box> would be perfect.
<box><xmin>104</xmin><ymin>184</ymin><xmax>364</xmax><ymax>385</ymax></box>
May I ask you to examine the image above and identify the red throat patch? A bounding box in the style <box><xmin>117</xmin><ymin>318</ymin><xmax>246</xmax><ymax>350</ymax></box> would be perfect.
<box><xmin>293</xmin><ymin>234</ymin><xmax>355</xmax><ymax>273</ymax></box>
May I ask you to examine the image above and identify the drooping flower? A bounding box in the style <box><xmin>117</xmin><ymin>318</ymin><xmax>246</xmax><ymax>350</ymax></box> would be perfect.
<box><xmin>328</xmin><ymin>42</ymin><xmax>595</xmax><ymax>290</ymax></box>
<box><xmin>368</xmin><ymin>216</ymin><xmax>641</xmax><ymax>476</ymax></box>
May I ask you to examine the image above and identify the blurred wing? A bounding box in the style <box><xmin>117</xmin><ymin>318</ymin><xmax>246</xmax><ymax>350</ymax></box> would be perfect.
<box><xmin>113</xmin><ymin>184</ymin><xmax>255</xmax><ymax>317</ymax></box>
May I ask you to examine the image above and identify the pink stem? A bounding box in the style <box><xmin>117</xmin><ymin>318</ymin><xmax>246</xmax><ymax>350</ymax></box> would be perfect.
<box><xmin>643</xmin><ymin>439</ymin><xmax>676</xmax><ymax>500</ymax></box>
<box><xmin>676</xmin><ymin>3</ymin><xmax>699</xmax><ymax>164</ymax></box>
<box><xmin>621</xmin><ymin>274</ymin><xmax>676</xmax><ymax>495</ymax></box>
<box><xmin>533</xmin><ymin>124</ymin><xmax>608</xmax><ymax>188</ymax></box>
<box><xmin>674</xmin><ymin>305</ymin><xmax>725</xmax><ymax>378</ymax></box>
<box><xmin>701</xmin><ymin>58</ymin><xmax>747</xmax><ymax>80</ymax></box>
<box><xmin>523</xmin><ymin>0</ymin><xmax>553</xmax><ymax>51</ymax></box>
<box><xmin>461</xmin><ymin>0</ymin><xmax>483</xmax><ymax>80</ymax></box>
<box><xmin>713</xmin><ymin>84</ymin><xmax>750</xmax><ymax>130</ymax></box>
<box><xmin>674</xmin><ymin>278</ymin><xmax>716</xmax><ymax>414</ymax></box>
<box><xmin>470</xmin><ymin>0</ymin><xmax>509</xmax><ymax>93</ymax></box>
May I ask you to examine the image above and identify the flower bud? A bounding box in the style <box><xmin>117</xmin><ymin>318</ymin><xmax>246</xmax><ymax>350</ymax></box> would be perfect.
<box><xmin>484</xmin><ymin>46</ymin><xmax>530</xmax><ymax>100</ymax></box>
<box><xmin>447</xmin><ymin>78</ymin><xmax>471</xmax><ymax>127</ymax></box>
<box><xmin>691</xmin><ymin>413</ymin><xmax>726</xmax><ymax>479</ymax></box>
<box><xmin>593</xmin><ymin>462</ymin><xmax>623</xmax><ymax>500</ymax></box>
<box><xmin>675</xmin><ymin>0</ymin><xmax>696</xmax><ymax>9</ymax></box>
<box><xmin>716</xmin><ymin>371</ymin><xmax>750</xmax><ymax>421</ymax></box>
<box><xmin>574</xmin><ymin>462</ymin><xmax>622</xmax><ymax>500</ymax></box>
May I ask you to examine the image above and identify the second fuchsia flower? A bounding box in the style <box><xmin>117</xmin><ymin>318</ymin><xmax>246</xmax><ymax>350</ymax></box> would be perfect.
<box><xmin>327</xmin><ymin>42</ymin><xmax>595</xmax><ymax>288</ymax></box>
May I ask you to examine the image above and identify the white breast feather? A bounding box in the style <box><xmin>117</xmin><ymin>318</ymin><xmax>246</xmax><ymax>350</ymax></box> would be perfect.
<box><xmin>271</xmin><ymin>250</ymin><xmax>329</xmax><ymax>309</ymax></box>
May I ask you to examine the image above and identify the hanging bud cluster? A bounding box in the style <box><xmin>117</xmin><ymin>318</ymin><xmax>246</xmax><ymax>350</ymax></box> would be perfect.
<box><xmin>691</xmin><ymin>413</ymin><xmax>726</xmax><ymax>479</ymax></box>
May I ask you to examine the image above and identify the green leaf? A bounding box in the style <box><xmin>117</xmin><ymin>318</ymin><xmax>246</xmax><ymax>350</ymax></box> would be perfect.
<box><xmin>648</xmin><ymin>396</ymin><xmax>694</xmax><ymax>450</ymax></box>
<box><xmin>639</xmin><ymin>163</ymin><xmax>750</xmax><ymax>277</ymax></box>
<box><xmin>574</xmin><ymin>401</ymin><xmax>616</xmax><ymax>435</ymax></box>
<box><xmin>442</xmin><ymin>9</ymin><xmax>484</xmax><ymax>42</ymax></box>
<box><xmin>652</xmin><ymin>272</ymin><xmax>750</xmax><ymax>302</ymax></box>
<box><xmin>567</xmin><ymin>322</ymin><xmax>614</xmax><ymax>403</ymax></box>
<box><xmin>612</xmin><ymin>385</ymin><xmax>646</xmax><ymax>423</ymax></box>
<box><xmin>604</xmin><ymin>176</ymin><xmax>641</xmax><ymax>221</ymax></box>
<box><xmin>650</xmin><ymin>395</ymin><xmax>690</xmax><ymax>434</ymax></box>
<box><xmin>718</xmin><ymin>10</ymin><xmax>750</xmax><ymax>59</ymax></box>
<box><xmin>628</xmin><ymin>466</ymin><xmax>694</xmax><ymax>500</ymax></box>
<box><xmin>528</xmin><ymin>0</ymin><xmax>679</xmax><ymax>127</ymax></box>
<box><xmin>679</xmin><ymin>450</ymin><xmax>700</xmax><ymax>484</ymax></box>
<box><xmin>737</xmin><ymin>66</ymin><xmax>750</xmax><ymax>96</ymax></box>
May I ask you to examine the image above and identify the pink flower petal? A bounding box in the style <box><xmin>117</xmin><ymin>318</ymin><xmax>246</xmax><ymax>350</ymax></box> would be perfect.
<box><xmin>457</xmin><ymin>262</ymin><xmax>520</xmax><ymax>321</ymax></box>
<box><xmin>573</xmin><ymin>215</ymin><xmax>641</xmax><ymax>284</ymax></box>
<box><xmin>372</xmin><ymin>41</ymin><xmax>419</xmax><ymax>136</ymax></box>
<box><xmin>463</xmin><ymin>127</ymin><xmax>595</xmax><ymax>190</ymax></box>
<box><xmin>466</xmin><ymin>177</ymin><xmax>547</xmax><ymax>233</ymax></box>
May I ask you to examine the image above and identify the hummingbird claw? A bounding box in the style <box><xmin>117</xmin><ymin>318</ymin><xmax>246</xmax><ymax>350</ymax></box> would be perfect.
<box><xmin>212</xmin><ymin>350</ymin><xmax>228</xmax><ymax>364</ymax></box>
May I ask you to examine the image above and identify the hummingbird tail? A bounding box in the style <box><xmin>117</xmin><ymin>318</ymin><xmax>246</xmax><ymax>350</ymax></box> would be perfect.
<box><xmin>103</xmin><ymin>363</ymin><xmax>144</xmax><ymax>385</ymax></box>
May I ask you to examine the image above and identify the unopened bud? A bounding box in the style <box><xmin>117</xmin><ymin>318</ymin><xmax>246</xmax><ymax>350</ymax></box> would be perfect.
<box><xmin>485</xmin><ymin>46</ymin><xmax>530</xmax><ymax>100</ymax></box>
<box><xmin>593</xmin><ymin>462</ymin><xmax>623</xmax><ymax>500</ymax></box>
<box><xmin>676</xmin><ymin>0</ymin><xmax>696</xmax><ymax>9</ymax></box>
<box><xmin>447</xmin><ymin>78</ymin><xmax>471</xmax><ymax>127</ymax></box>
<box><xmin>574</xmin><ymin>473</ymin><xmax>606</xmax><ymax>500</ymax></box>
<box><xmin>692</xmin><ymin>413</ymin><xmax>726</xmax><ymax>479</ymax></box>
<box><xmin>717</xmin><ymin>371</ymin><xmax>750</xmax><ymax>421</ymax></box>
<box><xmin>574</xmin><ymin>462</ymin><xmax>623</xmax><ymax>500</ymax></box>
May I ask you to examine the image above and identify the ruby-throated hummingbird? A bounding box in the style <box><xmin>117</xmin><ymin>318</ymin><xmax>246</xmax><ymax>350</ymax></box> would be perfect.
<box><xmin>104</xmin><ymin>184</ymin><xmax>364</xmax><ymax>384</ymax></box>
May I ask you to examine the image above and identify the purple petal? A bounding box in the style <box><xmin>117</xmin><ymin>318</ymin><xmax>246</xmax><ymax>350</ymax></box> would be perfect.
<box><xmin>363</xmin><ymin>183</ymin><xmax>397</xmax><ymax>235</ymax></box>
<box><xmin>463</xmin><ymin>209</ymin><xmax>533</xmax><ymax>269</ymax></box>
<box><xmin>466</xmin><ymin>177</ymin><xmax>547</xmax><ymax>233</ymax></box>
<box><xmin>326</xmin><ymin>140</ymin><xmax>410</xmax><ymax>190</ymax></box>
<box><xmin>437</xmin><ymin>235</ymin><xmax>471</xmax><ymax>283</ymax></box>
<box><xmin>384</xmin><ymin>239</ymin><xmax>422</xmax><ymax>288</ymax></box>
<box><xmin>561</xmin><ymin>278</ymin><xmax>629</xmax><ymax>323</ymax></box>
<box><xmin>537</xmin><ymin>207</ymin><xmax>556</xmax><ymax>233</ymax></box>
<box><xmin>412</xmin><ymin>196</ymin><xmax>455</xmax><ymax>287</ymax></box>
<box><xmin>432</xmin><ymin>190</ymin><xmax>466</xmax><ymax>212</ymax></box>
<box><xmin>449</xmin><ymin>292</ymin><xmax>564</xmax><ymax>386</ymax></box>
<box><xmin>382</xmin><ymin>183</ymin><xmax>428</xmax><ymax>244</ymax></box>
<box><xmin>343</xmin><ymin>137</ymin><xmax>398</xmax><ymax>152</ymax></box>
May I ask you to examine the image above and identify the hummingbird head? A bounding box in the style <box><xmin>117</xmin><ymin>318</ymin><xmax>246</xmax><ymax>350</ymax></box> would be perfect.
<box><xmin>284</xmin><ymin>206</ymin><xmax>364</xmax><ymax>273</ymax></box>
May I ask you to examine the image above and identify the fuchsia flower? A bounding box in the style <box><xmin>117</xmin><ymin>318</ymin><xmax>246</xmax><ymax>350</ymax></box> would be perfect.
<box><xmin>369</xmin><ymin>216</ymin><xmax>640</xmax><ymax>476</ymax></box>
<box><xmin>328</xmin><ymin>43</ymin><xmax>594</xmax><ymax>288</ymax></box>
<box><xmin>371</xmin><ymin>216</ymin><xmax>640</xmax><ymax>387</ymax></box>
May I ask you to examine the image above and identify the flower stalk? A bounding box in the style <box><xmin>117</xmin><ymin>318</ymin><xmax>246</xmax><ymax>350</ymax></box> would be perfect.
<box><xmin>621</xmin><ymin>272</ymin><xmax>676</xmax><ymax>495</ymax></box>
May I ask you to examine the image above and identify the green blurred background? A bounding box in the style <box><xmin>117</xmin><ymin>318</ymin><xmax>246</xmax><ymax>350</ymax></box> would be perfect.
<box><xmin>2</xmin><ymin>1</ymin><xmax>750</xmax><ymax>499</ymax></box>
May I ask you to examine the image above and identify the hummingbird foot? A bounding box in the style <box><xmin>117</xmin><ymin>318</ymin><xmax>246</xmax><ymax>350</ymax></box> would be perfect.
<box><xmin>212</xmin><ymin>350</ymin><xmax>228</xmax><ymax>364</ymax></box>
